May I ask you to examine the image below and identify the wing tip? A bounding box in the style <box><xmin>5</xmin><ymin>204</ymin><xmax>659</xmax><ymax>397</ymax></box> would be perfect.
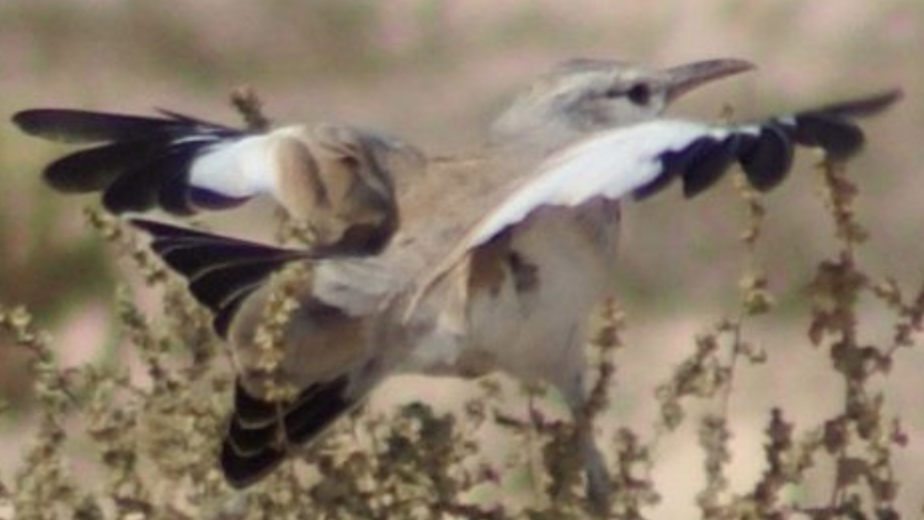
<box><xmin>857</xmin><ymin>88</ymin><xmax>904</xmax><ymax>115</ymax></box>
<box><xmin>128</xmin><ymin>217</ymin><xmax>163</xmax><ymax>235</ymax></box>
<box><xmin>11</xmin><ymin>109</ymin><xmax>50</xmax><ymax>136</ymax></box>
<box><xmin>816</xmin><ymin>88</ymin><xmax>904</xmax><ymax>119</ymax></box>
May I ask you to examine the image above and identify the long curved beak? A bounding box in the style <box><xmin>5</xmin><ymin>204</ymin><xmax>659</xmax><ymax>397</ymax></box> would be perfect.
<box><xmin>663</xmin><ymin>58</ymin><xmax>756</xmax><ymax>103</ymax></box>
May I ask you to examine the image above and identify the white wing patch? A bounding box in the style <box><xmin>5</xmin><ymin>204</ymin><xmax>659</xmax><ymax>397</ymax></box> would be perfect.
<box><xmin>188</xmin><ymin>126</ymin><xmax>305</xmax><ymax>200</ymax></box>
<box><xmin>466</xmin><ymin>119</ymin><xmax>730</xmax><ymax>248</ymax></box>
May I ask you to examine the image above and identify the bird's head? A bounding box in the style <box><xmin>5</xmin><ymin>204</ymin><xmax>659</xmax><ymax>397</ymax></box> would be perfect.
<box><xmin>489</xmin><ymin>58</ymin><xmax>755</xmax><ymax>152</ymax></box>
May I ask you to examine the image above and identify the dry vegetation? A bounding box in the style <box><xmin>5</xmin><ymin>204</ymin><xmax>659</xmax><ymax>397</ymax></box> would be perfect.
<box><xmin>0</xmin><ymin>1</ymin><xmax>922</xmax><ymax>518</ymax></box>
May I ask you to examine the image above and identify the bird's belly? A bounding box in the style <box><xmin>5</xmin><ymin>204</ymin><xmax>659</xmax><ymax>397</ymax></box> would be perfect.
<box><xmin>473</xmin><ymin>201</ymin><xmax>620</xmax><ymax>381</ymax></box>
<box><xmin>404</xmin><ymin>200</ymin><xmax>620</xmax><ymax>381</ymax></box>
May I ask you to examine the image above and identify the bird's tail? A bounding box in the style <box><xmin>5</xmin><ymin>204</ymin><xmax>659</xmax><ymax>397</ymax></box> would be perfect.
<box><xmin>131</xmin><ymin>219</ymin><xmax>382</xmax><ymax>487</ymax></box>
<box><xmin>13</xmin><ymin>108</ymin><xmax>254</xmax><ymax>215</ymax></box>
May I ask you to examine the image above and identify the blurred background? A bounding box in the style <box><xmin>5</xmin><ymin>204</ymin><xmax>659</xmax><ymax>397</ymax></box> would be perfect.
<box><xmin>0</xmin><ymin>0</ymin><xmax>921</xmax><ymax>517</ymax></box>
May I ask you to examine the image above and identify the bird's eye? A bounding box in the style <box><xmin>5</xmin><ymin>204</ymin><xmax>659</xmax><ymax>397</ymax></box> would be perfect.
<box><xmin>626</xmin><ymin>83</ymin><xmax>652</xmax><ymax>105</ymax></box>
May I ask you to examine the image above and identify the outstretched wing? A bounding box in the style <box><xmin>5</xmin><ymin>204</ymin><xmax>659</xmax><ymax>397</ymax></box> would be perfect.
<box><xmin>13</xmin><ymin>109</ymin><xmax>263</xmax><ymax>214</ymax></box>
<box><xmin>134</xmin><ymin>219</ymin><xmax>389</xmax><ymax>487</ymax></box>
<box><xmin>414</xmin><ymin>90</ymin><xmax>901</xmax><ymax>302</ymax></box>
<box><xmin>14</xmin><ymin>109</ymin><xmax>418</xmax><ymax>254</ymax></box>
<box><xmin>132</xmin><ymin>218</ymin><xmax>378</xmax><ymax>487</ymax></box>
<box><xmin>131</xmin><ymin>218</ymin><xmax>308</xmax><ymax>337</ymax></box>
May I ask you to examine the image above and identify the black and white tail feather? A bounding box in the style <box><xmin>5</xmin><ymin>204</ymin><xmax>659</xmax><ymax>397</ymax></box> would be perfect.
<box><xmin>131</xmin><ymin>218</ymin><xmax>363</xmax><ymax>487</ymax></box>
<box><xmin>13</xmin><ymin>109</ymin><xmax>255</xmax><ymax>214</ymax></box>
<box><xmin>418</xmin><ymin>90</ymin><xmax>902</xmax><ymax>300</ymax></box>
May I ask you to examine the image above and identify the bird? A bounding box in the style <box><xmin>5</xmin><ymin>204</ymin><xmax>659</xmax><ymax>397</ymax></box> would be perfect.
<box><xmin>13</xmin><ymin>58</ymin><xmax>901</xmax><ymax>511</ymax></box>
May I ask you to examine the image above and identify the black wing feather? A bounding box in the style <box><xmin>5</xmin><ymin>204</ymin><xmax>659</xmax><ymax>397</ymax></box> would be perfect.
<box><xmin>682</xmin><ymin>137</ymin><xmax>737</xmax><ymax>197</ymax></box>
<box><xmin>101</xmin><ymin>141</ymin><xmax>207</xmax><ymax>214</ymax></box>
<box><xmin>153</xmin><ymin>143</ymin><xmax>215</xmax><ymax>215</ymax></box>
<box><xmin>188</xmin><ymin>262</ymin><xmax>291</xmax><ymax>315</ymax></box>
<box><xmin>636</xmin><ymin>90</ymin><xmax>899</xmax><ymax>200</ymax></box>
<box><xmin>226</xmin><ymin>417</ymin><xmax>277</xmax><ymax>457</ymax></box>
<box><xmin>220</xmin><ymin>441</ymin><xmax>286</xmax><ymax>488</ymax></box>
<box><xmin>635</xmin><ymin>137</ymin><xmax>711</xmax><ymax>200</ymax></box>
<box><xmin>221</xmin><ymin>377</ymin><xmax>354</xmax><ymax>489</ymax></box>
<box><xmin>778</xmin><ymin>89</ymin><xmax>902</xmax><ymax>161</ymax></box>
<box><xmin>14</xmin><ymin>108</ymin><xmax>248</xmax><ymax>215</ymax></box>
<box><xmin>232</xmin><ymin>381</ymin><xmax>282</xmax><ymax>428</ymax></box>
<box><xmin>803</xmin><ymin>89</ymin><xmax>903</xmax><ymax>119</ymax></box>
<box><xmin>283</xmin><ymin>378</ymin><xmax>352</xmax><ymax>445</ymax></box>
<box><xmin>789</xmin><ymin>114</ymin><xmax>864</xmax><ymax>161</ymax></box>
<box><xmin>43</xmin><ymin>139</ymin><xmax>168</xmax><ymax>193</ymax></box>
<box><xmin>154</xmin><ymin>107</ymin><xmax>230</xmax><ymax>128</ymax></box>
<box><xmin>156</xmin><ymin>241</ymin><xmax>300</xmax><ymax>278</ymax></box>
<box><xmin>12</xmin><ymin>109</ymin><xmax>196</xmax><ymax>143</ymax></box>
<box><xmin>131</xmin><ymin>219</ymin><xmax>306</xmax><ymax>337</ymax></box>
<box><xmin>739</xmin><ymin>123</ymin><xmax>794</xmax><ymax>191</ymax></box>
